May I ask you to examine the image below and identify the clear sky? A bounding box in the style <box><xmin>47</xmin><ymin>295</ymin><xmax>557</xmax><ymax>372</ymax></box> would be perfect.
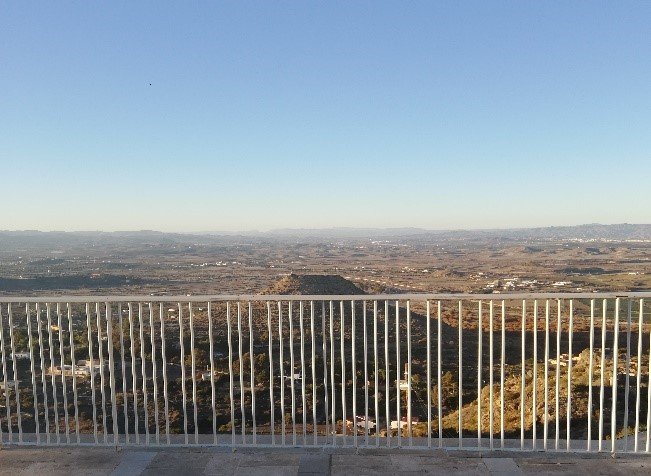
<box><xmin>1</xmin><ymin>1</ymin><xmax>649</xmax><ymax>232</ymax></box>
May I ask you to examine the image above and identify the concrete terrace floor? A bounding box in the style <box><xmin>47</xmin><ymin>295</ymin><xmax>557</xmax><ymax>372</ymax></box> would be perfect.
<box><xmin>0</xmin><ymin>447</ymin><xmax>651</xmax><ymax>476</ymax></box>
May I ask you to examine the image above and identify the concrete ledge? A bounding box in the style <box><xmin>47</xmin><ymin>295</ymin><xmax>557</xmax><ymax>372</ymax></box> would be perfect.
<box><xmin>0</xmin><ymin>446</ymin><xmax>650</xmax><ymax>475</ymax></box>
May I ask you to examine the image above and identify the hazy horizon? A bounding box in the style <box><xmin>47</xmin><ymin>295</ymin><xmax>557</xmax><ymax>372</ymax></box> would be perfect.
<box><xmin>1</xmin><ymin>222</ymin><xmax>649</xmax><ymax>235</ymax></box>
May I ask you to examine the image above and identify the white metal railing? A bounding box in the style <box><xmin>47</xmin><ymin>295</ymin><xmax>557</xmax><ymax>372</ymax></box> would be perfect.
<box><xmin>0</xmin><ymin>292</ymin><xmax>649</xmax><ymax>453</ymax></box>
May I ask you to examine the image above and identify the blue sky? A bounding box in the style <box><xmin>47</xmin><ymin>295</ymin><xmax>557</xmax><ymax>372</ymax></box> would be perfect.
<box><xmin>1</xmin><ymin>1</ymin><xmax>649</xmax><ymax>232</ymax></box>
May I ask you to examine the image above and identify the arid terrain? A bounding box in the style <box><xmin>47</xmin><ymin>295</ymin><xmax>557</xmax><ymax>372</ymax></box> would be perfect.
<box><xmin>0</xmin><ymin>224</ymin><xmax>649</xmax><ymax>296</ymax></box>
<box><xmin>0</xmin><ymin>225</ymin><xmax>649</xmax><ymax>443</ymax></box>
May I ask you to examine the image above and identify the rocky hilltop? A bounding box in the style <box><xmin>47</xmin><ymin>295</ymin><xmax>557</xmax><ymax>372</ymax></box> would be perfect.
<box><xmin>264</xmin><ymin>273</ymin><xmax>366</xmax><ymax>295</ymax></box>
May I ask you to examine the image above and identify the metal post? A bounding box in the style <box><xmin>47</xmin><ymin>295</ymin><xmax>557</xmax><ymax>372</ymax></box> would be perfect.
<box><xmin>237</xmin><ymin>302</ymin><xmax>246</xmax><ymax>444</ymax></box>
<box><xmin>159</xmin><ymin>304</ymin><xmax>170</xmax><ymax>444</ymax></box>
<box><xmin>209</xmin><ymin>302</ymin><xmax>218</xmax><ymax>445</ymax></box>
<box><xmin>178</xmin><ymin>302</ymin><xmax>188</xmax><ymax>445</ymax></box>
<box><xmin>521</xmin><ymin>300</ymin><xmax>526</xmax><ymax>450</ymax></box>
<box><xmin>437</xmin><ymin>301</ymin><xmax>442</xmax><ymax>448</ymax></box>
<box><xmin>248</xmin><ymin>302</ymin><xmax>257</xmax><ymax>445</ymax></box>
<box><xmin>598</xmin><ymin>299</ymin><xmax>607</xmax><ymax>451</ymax></box>
<box><xmin>26</xmin><ymin>303</ymin><xmax>41</xmax><ymax>444</ymax></box>
<box><xmin>106</xmin><ymin>303</ymin><xmax>119</xmax><ymax>445</ymax></box>
<box><xmin>227</xmin><ymin>302</ymin><xmax>235</xmax><ymax>445</ymax></box>
<box><xmin>566</xmin><ymin>300</ymin><xmax>573</xmax><ymax>451</ymax></box>
<box><xmin>500</xmin><ymin>300</ymin><xmax>505</xmax><ymax>449</ymax></box>
<box><xmin>149</xmin><ymin>303</ymin><xmax>160</xmax><ymax>445</ymax></box>
<box><xmin>127</xmin><ymin>303</ymin><xmax>138</xmax><ymax>444</ymax></box>
<box><xmin>407</xmin><ymin>301</ymin><xmax>412</xmax><ymax>446</ymax></box>
<box><xmin>138</xmin><ymin>303</ymin><xmax>148</xmax><ymax>445</ymax></box>
<box><xmin>634</xmin><ymin>299</ymin><xmax>643</xmax><ymax>452</ymax></box>
<box><xmin>428</xmin><ymin>300</ymin><xmax>433</xmax><ymax>449</ymax></box>
<box><xmin>96</xmin><ymin>303</ymin><xmax>108</xmax><ymax>444</ymax></box>
<box><xmin>587</xmin><ymin>300</ymin><xmax>595</xmax><ymax>452</ymax></box>
<box><xmin>458</xmin><ymin>300</ymin><xmax>463</xmax><ymax>448</ymax></box>
<box><xmin>611</xmin><ymin>298</ymin><xmax>620</xmax><ymax>453</ymax></box>
<box><xmin>189</xmin><ymin>303</ymin><xmax>198</xmax><ymax>444</ymax></box>
<box><xmin>489</xmin><ymin>300</ymin><xmax>494</xmax><ymax>450</ymax></box>
<box><xmin>267</xmin><ymin>302</ymin><xmax>275</xmax><ymax>445</ymax></box>
<box><xmin>532</xmin><ymin>300</ymin><xmax>538</xmax><ymax>451</ymax></box>
<box><xmin>278</xmin><ymin>301</ymin><xmax>286</xmax><ymax>445</ymax></box>
<box><xmin>300</xmin><ymin>302</ymin><xmax>306</xmax><ymax>445</ymax></box>
<box><xmin>8</xmin><ymin>304</ymin><xmax>23</xmax><ymax>442</ymax></box>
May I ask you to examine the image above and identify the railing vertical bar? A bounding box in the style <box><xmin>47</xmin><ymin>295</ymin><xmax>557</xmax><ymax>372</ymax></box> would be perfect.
<box><xmin>38</xmin><ymin>303</ymin><xmax>51</xmax><ymax>444</ymax></box>
<box><xmin>128</xmin><ymin>303</ymin><xmax>139</xmax><ymax>444</ymax></box>
<box><xmin>395</xmin><ymin>300</ymin><xmax>400</xmax><ymax>448</ymax></box>
<box><xmin>55</xmin><ymin>304</ymin><xmax>68</xmax><ymax>444</ymax></box>
<box><xmin>209</xmin><ymin>302</ymin><xmax>217</xmax><ymax>445</ymax></box>
<box><xmin>26</xmin><ymin>303</ymin><xmax>41</xmax><ymax>444</ymax></box>
<box><xmin>118</xmin><ymin>303</ymin><xmax>128</xmax><ymax>445</ymax></box>
<box><xmin>477</xmin><ymin>300</ymin><xmax>482</xmax><ymax>450</ymax></box>
<box><xmin>521</xmin><ymin>300</ymin><xmax>526</xmax><ymax>451</ymax></box>
<box><xmin>227</xmin><ymin>302</ymin><xmax>235</xmax><ymax>446</ymax></box>
<box><xmin>237</xmin><ymin>302</ymin><xmax>246</xmax><ymax>444</ymax></box>
<box><xmin>329</xmin><ymin>301</ymin><xmax>335</xmax><ymax>445</ymax></box>
<box><xmin>611</xmin><ymin>298</ymin><xmax>620</xmax><ymax>454</ymax></box>
<box><xmin>598</xmin><ymin>299</ymin><xmax>607</xmax><ymax>452</ymax></box>
<box><xmin>47</xmin><ymin>303</ymin><xmax>61</xmax><ymax>443</ymax></box>
<box><xmin>500</xmin><ymin>300</ymin><xmax>505</xmax><ymax>450</ymax></box>
<box><xmin>566</xmin><ymin>300</ymin><xmax>573</xmax><ymax>452</ymax></box>
<box><xmin>363</xmin><ymin>301</ymin><xmax>369</xmax><ymax>447</ymax></box>
<box><xmin>189</xmin><ymin>302</ymin><xmax>198</xmax><ymax>445</ymax></box>
<box><xmin>96</xmin><ymin>303</ymin><xmax>108</xmax><ymax>445</ymax></box>
<box><xmin>279</xmin><ymin>301</ymin><xmax>286</xmax><ymax>446</ymax></box>
<box><xmin>555</xmin><ymin>299</ymin><xmax>561</xmax><ymax>451</ymax></box>
<box><xmin>478</xmin><ymin>299</ymin><xmax>483</xmax><ymax>450</ymax></box>
<box><xmin>427</xmin><ymin>300</ymin><xmax>433</xmax><ymax>449</ymax></box>
<box><xmin>178</xmin><ymin>302</ymin><xmax>188</xmax><ymax>445</ymax></box>
<box><xmin>8</xmin><ymin>304</ymin><xmax>23</xmax><ymax>442</ymax></box>
<box><xmin>623</xmin><ymin>299</ymin><xmax>632</xmax><ymax>451</ymax></box>
<box><xmin>340</xmin><ymin>300</ymin><xmax>347</xmax><ymax>446</ymax></box>
<box><xmin>56</xmin><ymin>304</ymin><xmax>69</xmax><ymax>445</ymax></box>
<box><xmin>543</xmin><ymin>300</ymin><xmax>550</xmax><ymax>450</ymax></box>
<box><xmin>489</xmin><ymin>300</ymin><xmax>494</xmax><ymax>450</ymax></box>
<box><xmin>587</xmin><ymin>300</ymin><xmax>595</xmax><ymax>452</ymax></box>
<box><xmin>0</xmin><ymin>303</ymin><xmax>13</xmax><ymax>443</ymax></box>
<box><xmin>300</xmin><ymin>301</ymin><xmax>306</xmax><ymax>445</ymax></box>
<box><xmin>352</xmin><ymin>300</ymin><xmax>357</xmax><ymax>448</ymax></box>
<box><xmin>321</xmin><ymin>301</ymin><xmax>329</xmax><ymax>445</ymax></box>
<box><xmin>457</xmin><ymin>300</ymin><xmax>463</xmax><ymax>449</ymax></box>
<box><xmin>374</xmin><ymin>300</ymin><xmax>379</xmax><ymax>448</ymax></box>
<box><xmin>634</xmin><ymin>298</ymin><xmax>643</xmax><ymax>453</ymax></box>
<box><xmin>266</xmin><ymin>302</ymin><xmax>275</xmax><ymax>445</ymax></box>
<box><xmin>138</xmin><ymin>303</ymin><xmax>149</xmax><ymax>445</ymax></box>
<box><xmin>384</xmin><ymin>300</ymin><xmax>390</xmax><ymax>448</ymax></box>
<box><xmin>248</xmin><ymin>302</ymin><xmax>257</xmax><ymax>445</ymax></box>
<box><xmin>0</xmin><ymin>305</ymin><xmax>4</xmax><ymax>444</ymax></box>
<box><xmin>437</xmin><ymin>301</ymin><xmax>442</xmax><ymax>448</ymax></box>
<box><xmin>407</xmin><ymin>300</ymin><xmax>412</xmax><ymax>447</ymax></box>
<box><xmin>310</xmin><ymin>301</ymin><xmax>317</xmax><ymax>446</ymax></box>
<box><xmin>106</xmin><ymin>303</ymin><xmax>119</xmax><ymax>445</ymax></box>
<box><xmin>159</xmin><ymin>304</ymin><xmax>170</xmax><ymax>445</ymax></box>
<box><xmin>149</xmin><ymin>303</ymin><xmax>160</xmax><ymax>445</ymax></box>
<box><xmin>289</xmin><ymin>301</ymin><xmax>296</xmax><ymax>446</ymax></box>
<box><xmin>646</xmin><ymin>298</ymin><xmax>651</xmax><ymax>453</ymax></box>
<box><xmin>532</xmin><ymin>300</ymin><xmax>538</xmax><ymax>451</ymax></box>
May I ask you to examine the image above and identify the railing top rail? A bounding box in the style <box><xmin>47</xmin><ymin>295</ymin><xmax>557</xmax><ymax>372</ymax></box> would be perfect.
<box><xmin>0</xmin><ymin>291</ymin><xmax>649</xmax><ymax>303</ymax></box>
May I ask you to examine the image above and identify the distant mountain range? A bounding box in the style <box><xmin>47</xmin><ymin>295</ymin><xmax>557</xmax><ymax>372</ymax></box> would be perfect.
<box><xmin>0</xmin><ymin>223</ymin><xmax>649</xmax><ymax>247</ymax></box>
<box><xmin>266</xmin><ymin>223</ymin><xmax>651</xmax><ymax>241</ymax></box>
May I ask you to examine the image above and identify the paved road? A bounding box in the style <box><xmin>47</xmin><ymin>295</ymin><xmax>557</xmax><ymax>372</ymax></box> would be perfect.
<box><xmin>0</xmin><ymin>446</ymin><xmax>650</xmax><ymax>475</ymax></box>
